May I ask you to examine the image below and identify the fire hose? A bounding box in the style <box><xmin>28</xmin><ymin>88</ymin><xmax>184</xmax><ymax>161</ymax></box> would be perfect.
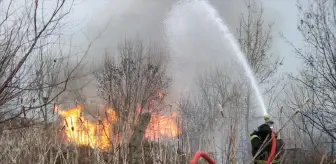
<box><xmin>190</xmin><ymin>132</ymin><xmax>277</xmax><ymax>164</ymax></box>
<box><xmin>266</xmin><ymin>130</ymin><xmax>277</xmax><ymax>164</ymax></box>
<box><xmin>190</xmin><ymin>109</ymin><xmax>301</xmax><ymax>164</ymax></box>
<box><xmin>190</xmin><ymin>136</ymin><xmax>276</xmax><ymax>164</ymax></box>
<box><xmin>190</xmin><ymin>152</ymin><xmax>215</xmax><ymax>164</ymax></box>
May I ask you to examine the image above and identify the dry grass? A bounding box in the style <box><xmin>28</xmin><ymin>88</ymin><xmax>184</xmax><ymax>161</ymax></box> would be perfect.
<box><xmin>280</xmin><ymin>148</ymin><xmax>336</xmax><ymax>164</ymax></box>
<box><xmin>0</xmin><ymin>121</ymin><xmax>190</xmax><ymax>164</ymax></box>
<box><xmin>0</xmin><ymin>116</ymin><xmax>334</xmax><ymax>164</ymax></box>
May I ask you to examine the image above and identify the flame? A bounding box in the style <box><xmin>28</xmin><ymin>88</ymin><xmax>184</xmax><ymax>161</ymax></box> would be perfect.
<box><xmin>145</xmin><ymin>112</ymin><xmax>180</xmax><ymax>140</ymax></box>
<box><xmin>57</xmin><ymin>103</ymin><xmax>181</xmax><ymax>151</ymax></box>
<box><xmin>53</xmin><ymin>104</ymin><xmax>59</xmax><ymax>113</ymax></box>
<box><xmin>135</xmin><ymin>102</ymin><xmax>181</xmax><ymax>140</ymax></box>
<box><xmin>58</xmin><ymin>105</ymin><xmax>117</xmax><ymax>151</ymax></box>
<box><xmin>157</xmin><ymin>91</ymin><xmax>165</xmax><ymax>100</ymax></box>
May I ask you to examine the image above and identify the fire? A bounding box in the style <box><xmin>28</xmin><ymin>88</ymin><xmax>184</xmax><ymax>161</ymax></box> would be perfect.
<box><xmin>58</xmin><ymin>105</ymin><xmax>117</xmax><ymax>151</ymax></box>
<box><xmin>157</xmin><ymin>91</ymin><xmax>165</xmax><ymax>100</ymax></box>
<box><xmin>57</xmin><ymin>104</ymin><xmax>181</xmax><ymax>151</ymax></box>
<box><xmin>145</xmin><ymin>112</ymin><xmax>180</xmax><ymax>140</ymax></box>
<box><xmin>136</xmin><ymin>102</ymin><xmax>181</xmax><ymax>140</ymax></box>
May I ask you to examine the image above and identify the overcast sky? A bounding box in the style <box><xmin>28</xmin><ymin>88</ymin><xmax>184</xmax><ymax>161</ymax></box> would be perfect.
<box><xmin>261</xmin><ymin>0</ymin><xmax>304</xmax><ymax>74</ymax></box>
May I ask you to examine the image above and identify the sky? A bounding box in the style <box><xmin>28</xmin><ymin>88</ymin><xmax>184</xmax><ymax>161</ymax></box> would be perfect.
<box><xmin>261</xmin><ymin>0</ymin><xmax>304</xmax><ymax>74</ymax></box>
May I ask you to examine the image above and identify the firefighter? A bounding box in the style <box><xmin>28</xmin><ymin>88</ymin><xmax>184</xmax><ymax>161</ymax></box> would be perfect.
<box><xmin>250</xmin><ymin>118</ymin><xmax>284</xmax><ymax>164</ymax></box>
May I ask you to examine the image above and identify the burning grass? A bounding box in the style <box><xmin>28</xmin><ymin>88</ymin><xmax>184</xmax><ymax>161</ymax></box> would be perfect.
<box><xmin>0</xmin><ymin>124</ymin><xmax>187</xmax><ymax>164</ymax></box>
<box><xmin>56</xmin><ymin>104</ymin><xmax>181</xmax><ymax>152</ymax></box>
<box><xmin>57</xmin><ymin>104</ymin><xmax>117</xmax><ymax>151</ymax></box>
<box><xmin>0</xmin><ymin>101</ymin><xmax>186</xmax><ymax>164</ymax></box>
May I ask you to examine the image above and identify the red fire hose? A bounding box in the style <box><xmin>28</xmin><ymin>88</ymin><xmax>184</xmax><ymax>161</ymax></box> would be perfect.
<box><xmin>190</xmin><ymin>152</ymin><xmax>215</xmax><ymax>164</ymax></box>
<box><xmin>266</xmin><ymin>130</ymin><xmax>277</xmax><ymax>164</ymax></box>
<box><xmin>190</xmin><ymin>130</ymin><xmax>276</xmax><ymax>164</ymax></box>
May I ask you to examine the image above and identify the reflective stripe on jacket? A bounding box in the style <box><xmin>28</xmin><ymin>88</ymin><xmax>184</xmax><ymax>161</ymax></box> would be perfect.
<box><xmin>250</xmin><ymin>134</ymin><xmax>260</xmax><ymax>141</ymax></box>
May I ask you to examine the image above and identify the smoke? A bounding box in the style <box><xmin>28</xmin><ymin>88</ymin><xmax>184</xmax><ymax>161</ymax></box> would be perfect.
<box><xmin>69</xmin><ymin>0</ymin><xmax>280</xmax><ymax>105</ymax></box>
<box><xmin>84</xmin><ymin>0</ymin><xmax>249</xmax><ymax>56</ymax></box>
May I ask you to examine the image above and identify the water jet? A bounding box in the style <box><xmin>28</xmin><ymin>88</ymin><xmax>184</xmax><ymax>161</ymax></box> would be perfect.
<box><xmin>166</xmin><ymin>0</ymin><xmax>268</xmax><ymax>115</ymax></box>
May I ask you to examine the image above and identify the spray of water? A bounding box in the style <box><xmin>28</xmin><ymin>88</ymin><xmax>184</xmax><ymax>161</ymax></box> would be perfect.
<box><xmin>166</xmin><ymin>0</ymin><xmax>268</xmax><ymax>115</ymax></box>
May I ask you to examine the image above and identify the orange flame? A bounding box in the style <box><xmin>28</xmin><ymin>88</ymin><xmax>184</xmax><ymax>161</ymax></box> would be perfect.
<box><xmin>57</xmin><ymin>104</ymin><xmax>180</xmax><ymax>151</ymax></box>
<box><xmin>136</xmin><ymin>102</ymin><xmax>181</xmax><ymax>140</ymax></box>
<box><xmin>145</xmin><ymin>112</ymin><xmax>180</xmax><ymax>140</ymax></box>
<box><xmin>53</xmin><ymin>104</ymin><xmax>59</xmax><ymax>113</ymax></box>
<box><xmin>157</xmin><ymin>91</ymin><xmax>165</xmax><ymax>100</ymax></box>
<box><xmin>58</xmin><ymin>105</ymin><xmax>117</xmax><ymax>151</ymax></box>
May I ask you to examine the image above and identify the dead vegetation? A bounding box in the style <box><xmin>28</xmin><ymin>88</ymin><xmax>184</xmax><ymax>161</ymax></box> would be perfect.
<box><xmin>0</xmin><ymin>123</ymin><xmax>188</xmax><ymax>164</ymax></box>
<box><xmin>1</xmin><ymin>0</ymin><xmax>336</xmax><ymax>164</ymax></box>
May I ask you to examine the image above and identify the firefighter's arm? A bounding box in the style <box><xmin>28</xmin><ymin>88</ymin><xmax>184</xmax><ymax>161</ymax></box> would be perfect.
<box><xmin>250</xmin><ymin>131</ymin><xmax>262</xmax><ymax>156</ymax></box>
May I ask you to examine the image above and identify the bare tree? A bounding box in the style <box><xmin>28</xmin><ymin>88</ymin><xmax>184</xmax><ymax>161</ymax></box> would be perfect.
<box><xmin>31</xmin><ymin>46</ymin><xmax>92</xmax><ymax>126</ymax></box>
<box><xmin>31</xmin><ymin>48</ymin><xmax>65</xmax><ymax>125</ymax></box>
<box><xmin>94</xmin><ymin>38</ymin><xmax>171</xmax><ymax>125</ymax></box>
<box><xmin>285</xmin><ymin>0</ymin><xmax>336</xmax><ymax>141</ymax></box>
<box><xmin>236</xmin><ymin>0</ymin><xmax>283</xmax><ymax>158</ymax></box>
<box><xmin>0</xmin><ymin>0</ymin><xmax>70</xmax><ymax>123</ymax></box>
<box><xmin>284</xmin><ymin>82</ymin><xmax>327</xmax><ymax>152</ymax></box>
<box><xmin>178</xmin><ymin>68</ymin><xmax>243</xmax><ymax>163</ymax></box>
<box><xmin>0</xmin><ymin>0</ymin><xmax>99</xmax><ymax>128</ymax></box>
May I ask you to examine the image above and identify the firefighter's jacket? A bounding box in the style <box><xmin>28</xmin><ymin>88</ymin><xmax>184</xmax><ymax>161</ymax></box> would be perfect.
<box><xmin>250</xmin><ymin>124</ymin><xmax>284</xmax><ymax>164</ymax></box>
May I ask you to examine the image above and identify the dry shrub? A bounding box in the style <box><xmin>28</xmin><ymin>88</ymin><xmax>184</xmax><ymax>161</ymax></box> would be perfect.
<box><xmin>140</xmin><ymin>141</ymin><xmax>187</xmax><ymax>164</ymax></box>
<box><xmin>0</xmin><ymin>123</ymin><xmax>191</xmax><ymax>164</ymax></box>
<box><xmin>281</xmin><ymin>148</ymin><xmax>336</xmax><ymax>164</ymax></box>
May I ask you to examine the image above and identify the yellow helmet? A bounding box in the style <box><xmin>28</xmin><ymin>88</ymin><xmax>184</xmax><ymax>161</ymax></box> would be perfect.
<box><xmin>264</xmin><ymin>114</ymin><xmax>270</xmax><ymax>121</ymax></box>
